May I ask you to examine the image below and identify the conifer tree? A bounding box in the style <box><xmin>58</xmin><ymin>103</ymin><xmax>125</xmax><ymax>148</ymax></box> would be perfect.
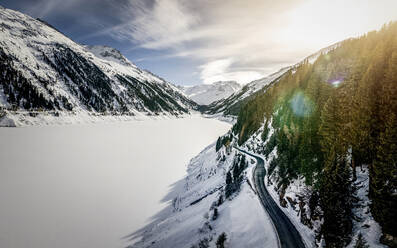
<box><xmin>371</xmin><ymin>113</ymin><xmax>397</xmax><ymax>237</ymax></box>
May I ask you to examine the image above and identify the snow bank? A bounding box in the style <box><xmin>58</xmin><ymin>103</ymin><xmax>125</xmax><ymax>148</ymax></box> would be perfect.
<box><xmin>0</xmin><ymin>110</ymin><xmax>201</xmax><ymax>127</ymax></box>
<box><xmin>0</xmin><ymin>113</ymin><xmax>18</xmax><ymax>127</ymax></box>
<box><xmin>215</xmin><ymin>183</ymin><xmax>278</xmax><ymax>248</ymax></box>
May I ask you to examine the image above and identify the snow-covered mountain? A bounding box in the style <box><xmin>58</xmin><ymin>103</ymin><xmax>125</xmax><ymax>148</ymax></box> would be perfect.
<box><xmin>179</xmin><ymin>81</ymin><xmax>241</xmax><ymax>105</ymax></box>
<box><xmin>205</xmin><ymin>67</ymin><xmax>290</xmax><ymax>115</ymax></box>
<box><xmin>0</xmin><ymin>6</ymin><xmax>196</xmax><ymax>126</ymax></box>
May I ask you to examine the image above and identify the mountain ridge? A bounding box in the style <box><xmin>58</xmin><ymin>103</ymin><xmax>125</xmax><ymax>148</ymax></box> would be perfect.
<box><xmin>178</xmin><ymin>80</ymin><xmax>241</xmax><ymax>105</ymax></box>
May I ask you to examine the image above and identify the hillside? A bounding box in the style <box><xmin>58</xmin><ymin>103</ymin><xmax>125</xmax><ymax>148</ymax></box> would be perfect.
<box><xmin>233</xmin><ymin>22</ymin><xmax>397</xmax><ymax>247</ymax></box>
<box><xmin>0</xmin><ymin>6</ymin><xmax>197</xmax><ymax>126</ymax></box>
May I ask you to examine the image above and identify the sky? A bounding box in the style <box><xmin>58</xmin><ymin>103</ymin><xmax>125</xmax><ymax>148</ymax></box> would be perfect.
<box><xmin>1</xmin><ymin>0</ymin><xmax>397</xmax><ymax>86</ymax></box>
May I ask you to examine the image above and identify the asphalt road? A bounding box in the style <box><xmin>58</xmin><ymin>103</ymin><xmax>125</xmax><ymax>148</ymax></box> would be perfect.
<box><xmin>235</xmin><ymin>147</ymin><xmax>306</xmax><ymax>248</ymax></box>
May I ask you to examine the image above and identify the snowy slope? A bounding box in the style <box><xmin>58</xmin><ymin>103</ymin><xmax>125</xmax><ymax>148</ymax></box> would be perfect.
<box><xmin>0</xmin><ymin>6</ymin><xmax>196</xmax><ymax>126</ymax></box>
<box><xmin>179</xmin><ymin>81</ymin><xmax>241</xmax><ymax>105</ymax></box>
<box><xmin>240</xmin><ymin>67</ymin><xmax>291</xmax><ymax>100</ymax></box>
<box><xmin>83</xmin><ymin>45</ymin><xmax>135</xmax><ymax>67</ymax></box>
<box><xmin>128</xmin><ymin>141</ymin><xmax>278</xmax><ymax>248</ymax></box>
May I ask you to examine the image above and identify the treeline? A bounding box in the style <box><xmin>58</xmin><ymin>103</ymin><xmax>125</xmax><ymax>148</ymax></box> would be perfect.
<box><xmin>233</xmin><ymin>22</ymin><xmax>397</xmax><ymax>247</ymax></box>
<box><xmin>225</xmin><ymin>154</ymin><xmax>247</xmax><ymax>198</ymax></box>
<box><xmin>215</xmin><ymin>134</ymin><xmax>233</xmax><ymax>152</ymax></box>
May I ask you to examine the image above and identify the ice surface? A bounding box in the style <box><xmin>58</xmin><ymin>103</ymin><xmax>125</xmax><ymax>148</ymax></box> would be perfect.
<box><xmin>0</xmin><ymin>116</ymin><xmax>231</xmax><ymax>248</ymax></box>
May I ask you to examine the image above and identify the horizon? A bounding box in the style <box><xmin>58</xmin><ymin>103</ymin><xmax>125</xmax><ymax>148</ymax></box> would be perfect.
<box><xmin>1</xmin><ymin>0</ymin><xmax>397</xmax><ymax>86</ymax></box>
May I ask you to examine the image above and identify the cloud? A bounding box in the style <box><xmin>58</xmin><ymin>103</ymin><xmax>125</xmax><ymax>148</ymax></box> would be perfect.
<box><xmin>103</xmin><ymin>0</ymin><xmax>305</xmax><ymax>84</ymax></box>
<box><xmin>200</xmin><ymin>59</ymin><xmax>233</xmax><ymax>83</ymax></box>
<box><xmin>107</xmin><ymin>0</ymin><xmax>397</xmax><ymax>85</ymax></box>
<box><xmin>199</xmin><ymin>59</ymin><xmax>263</xmax><ymax>85</ymax></box>
<box><xmin>17</xmin><ymin>0</ymin><xmax>397</xmax><ymax>85</ymax></box>
<box><xmin>105</xmin><ymin>0</ymin><xmax>200</xmax><ymax>49</ymax></box>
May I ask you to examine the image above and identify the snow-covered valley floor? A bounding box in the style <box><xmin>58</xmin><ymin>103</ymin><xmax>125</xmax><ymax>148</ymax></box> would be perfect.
<box><xmin>0</xmin><ymin>116</ymin><xmax>231</xmax><ymax>248</ymax></box>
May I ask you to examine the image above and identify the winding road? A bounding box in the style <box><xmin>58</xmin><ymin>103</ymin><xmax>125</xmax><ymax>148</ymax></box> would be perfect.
<box><xmin>235</xmin><ymin>147</ymin><xmax>306</xmax><ymax>248</ymax></box>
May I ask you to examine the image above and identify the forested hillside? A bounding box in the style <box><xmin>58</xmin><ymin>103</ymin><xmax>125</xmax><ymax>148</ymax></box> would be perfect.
<box><xmin>233</xmin><ymin>22</ymin><xmax>397</xmax><ymax>247</ymax></box>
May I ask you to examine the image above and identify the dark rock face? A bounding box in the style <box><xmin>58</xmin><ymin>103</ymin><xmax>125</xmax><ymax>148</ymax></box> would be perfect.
<box><xmin>380</xmin><ymin>234</ymin><xmax>397</xmax><ymax>248</ymax></box>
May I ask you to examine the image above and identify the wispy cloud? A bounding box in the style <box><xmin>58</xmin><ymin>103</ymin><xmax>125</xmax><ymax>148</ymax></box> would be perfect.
<box><xmin>102</xmin><ymin>0</ymin><xmax>305</xmax><ymax>84</ymax></box>
<box><xmin>199</xmin><ymin>59</ymin><xmax>263</xmax><ymax>85</ymax></box>
<box><xmin>103</xmin><ymin>0</ymin><xmax>397</xmax><ymax>85</ymax></box>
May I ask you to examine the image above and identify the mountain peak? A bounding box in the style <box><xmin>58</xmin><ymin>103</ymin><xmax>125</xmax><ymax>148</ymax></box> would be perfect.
<box><xmin>84</xmin><ymin>45</ymin><xmax>135</xmax><ymax>67</ymax></box>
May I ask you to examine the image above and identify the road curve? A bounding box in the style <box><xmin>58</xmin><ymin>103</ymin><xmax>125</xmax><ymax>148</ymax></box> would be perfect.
<box><xmin>235</xmin><ymin>147</ymin><xmax>306</xmax><ymax>248</ymax></box>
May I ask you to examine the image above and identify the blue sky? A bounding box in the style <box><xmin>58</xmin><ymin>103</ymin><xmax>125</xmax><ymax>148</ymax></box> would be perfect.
<box><xmin>2</xmin><ymin>0</ymin><xmax>397</xmax><ymax>86</ymax></box>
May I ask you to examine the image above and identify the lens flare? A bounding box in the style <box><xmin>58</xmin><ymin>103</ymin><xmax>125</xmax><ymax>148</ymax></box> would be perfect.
<box><xmin>328</xmin><ymin>76</ymin><xmax>344</xmax><ymax>88</ymax></box>
<box><xmin>290</xmin><ymin>92</ymin><xmax>314</xmax><ymax>117</ymax></box>
<box><xmin>331</xmin><ymin>80</ymin><xmax>341</xmax><ymax>87</ymax></box>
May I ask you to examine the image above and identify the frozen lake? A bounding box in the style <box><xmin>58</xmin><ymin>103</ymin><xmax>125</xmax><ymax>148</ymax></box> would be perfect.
<box><xmin>0</xmin><ymin>116</ymin><xmax>231</xmax><ymax>248</ymax></box>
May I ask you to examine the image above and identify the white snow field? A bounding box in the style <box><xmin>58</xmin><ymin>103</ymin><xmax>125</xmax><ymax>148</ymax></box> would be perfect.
<box><xmin>0</xmin><ymin>116</ymin><xmax>231</xmax><ymax>248</ymax></box>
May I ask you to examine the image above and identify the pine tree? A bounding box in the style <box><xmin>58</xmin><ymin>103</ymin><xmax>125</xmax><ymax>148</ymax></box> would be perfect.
<box><xmin>320</xmin><ymin>92</ymin><xmax>353</xmax><ymax>247</ymax></box>
<box><xmin>216</xmin><ymin>137</ymin><xmax>222</xmax><ymax>152</ymax></box>
<box><xmin>371</xmin><ymin>113</ymin><xmax>397</xmax><ymax>237</ymax></box>
<box><xmin>320</xmin><ymin>157</ymin><xmax>353</xmax><ymax>247</ymax></box>
<box><xmin>225</xmin><ymin>172</ymin><xmax>233</xmax><ymax>198</ymax></box>
<box><xmin>216</xmin><ymin>233</ymin><xmax>227</xmax><ymax>248</ymax></box>
<box><xmin>212</xmin><ymin>208</ymin><xmax>218</xmax><ymax>220</ymax></box>
<box><xmin>354</xmin><ymin>233</ymin><xmax>369</xmax><ymax>248</ymax></box>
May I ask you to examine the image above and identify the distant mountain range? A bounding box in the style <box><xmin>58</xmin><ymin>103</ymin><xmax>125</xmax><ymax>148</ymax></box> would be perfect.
<box><xmin>178</xmin><ymin>81</ymin><xmax>241</xmax><ymax>105</ymax></box>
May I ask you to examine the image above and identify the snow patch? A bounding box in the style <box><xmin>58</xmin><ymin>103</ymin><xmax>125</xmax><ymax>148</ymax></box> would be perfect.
<box><xmin>347</xmin><ymin>166</ymin><xmax>387</xmax><ymax>248</ymax></box>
